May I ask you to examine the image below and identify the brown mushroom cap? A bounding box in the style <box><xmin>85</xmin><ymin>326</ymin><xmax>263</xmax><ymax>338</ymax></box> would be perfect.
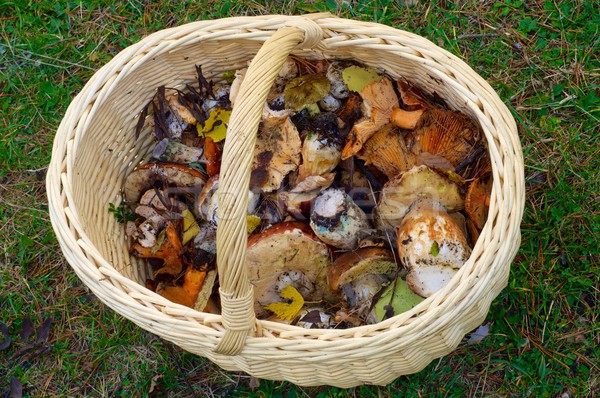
<box><xmin>246</xmin><ymin>222</ymin><xmax>334</xmax><ymax>318</ymax></box>
<box><xmin>377</xmin><ymin>165</ymin><xmax>464</xmax><ymax>229</ymax></box>
<box><xmin>124</xmin><ymin>162</ymin><xmax>206</xmax><ymax>204</ymax></box>
<box><xmin>465</xmin><ymin>177</ymin><xmax>491</xmax><ymax>230</ymax></box>
<box><xmin>327</xmin><ymin>247</ymin><xmax>397</xmax><ymax>291</ymax></box>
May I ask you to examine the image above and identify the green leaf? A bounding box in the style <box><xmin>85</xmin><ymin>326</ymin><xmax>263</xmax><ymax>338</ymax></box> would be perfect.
<box><xmin>430</xmin><ymin>241</ymin><xmax>440</xmax><ymax>256</ymax></box>
<box><xmin>373</xmin><ymin>278</ymin><xmax>424</xmax><ymax>322</ymax></box>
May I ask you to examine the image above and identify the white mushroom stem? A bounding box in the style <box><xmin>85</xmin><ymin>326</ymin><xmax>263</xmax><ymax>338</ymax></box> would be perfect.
<box><xmin>310</xmin><ymin>188</ymin><xmax>370</xmax><ymax>250</ymax></box>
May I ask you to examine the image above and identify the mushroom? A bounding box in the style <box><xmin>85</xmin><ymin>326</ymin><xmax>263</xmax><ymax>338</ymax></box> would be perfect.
<box><xmin>246</xmin><ymin>221</ymin><xmax>334</xmax><ymax>318</ymax></box>
<box><xmin>167</xmin><ymin>93</ymin><xmax>198</xmax><ymax>125</ymax></box>
<box><xmin>124</xmin><ymin>162</ymin><xmax>206</xmax><ymax>204</ymax></box>
<box><xmin>342</xmin><ymin>78</ymin><xmax>399</xmax><ymax>159</ymax></box>
<box><xmin>326</xmin><ymin>61</ymin><xmax>350</xmax><ymax>100</ymax></box>
<box><xmin>310</xmin><ymin>188</ymin><xmax>371</xmax><ymax>250</ymax></box>
<box><xmin>376</xmin><ymin>165</ymin><xmax>464</xmax><ymax>229</ymax></box>
<box><xmin>283</xmin><ymin>73</ymin><xmax>331</xmax><ymax>111</ymax></box>
<box><xmin>157</xmin><ymin>266</ymin><xmax>207</xmax><ymax>308</ymax></box>
<box><xmin>296</xmin><ymin>113</ymin><xmax>344</xmax><ymax>183</ymax></box>
<box><xmin>250</xmin><ymin>116</ymin><xmax>301</xmax><ymax>192</ymax></box>
<box><xmin>152</xmin><ymin>138</ymin><xmax>204</xmax><ymax>164</ymax></box>
<box><xmin>410</xmin><ymin>109</ymin><xmax>481</xmax><ymax>168</ymax></box>
<box><xmin>139</xmin><ymin>188</ymin><xmax>187</xmax><ymax>214</ymax></box>
<box><xmin>396</xmin><ymin>198</ymin><xmax>471</xmax><ymax>297</ymax></box>
<box><xmin>131</xmin><ymin>222</ymin><xmax>184</xmax><ymax>276</ymax></box>
<box><xmin>356</xmin><ymin>123</ymin><xmax>417</xmax><ymax>179</ymax></box>
<box><xmin>195</xmin><ymin>175</ymin><xmax>259</xmax><ymax>225</ymax></box>
<box><xmin>278</xmin><ymin>173</ymin><xmax>335</xmax><ymax>222</ymax></box>
<box><xmin>465</xmin><ymin>177</ymin><xmax>492</xmax><ymax>230</ymax></box>
<box><xmin>327</xmin><ymin>247</ymin><xmax>398</xmax><ymax>323</ymax></box>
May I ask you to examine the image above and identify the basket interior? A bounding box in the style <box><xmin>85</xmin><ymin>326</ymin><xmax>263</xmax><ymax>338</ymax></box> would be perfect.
<box><xmin>69</xmin><ymin>31</ymin><xmax>491</xmax><ymax>294</ymax></box>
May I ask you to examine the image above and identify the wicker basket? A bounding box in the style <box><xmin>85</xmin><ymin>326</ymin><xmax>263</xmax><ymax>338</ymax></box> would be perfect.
<box><xmin>47</xmin><ymin>14</ymin><xmax>524</xmax><ymax>387</ymax></box>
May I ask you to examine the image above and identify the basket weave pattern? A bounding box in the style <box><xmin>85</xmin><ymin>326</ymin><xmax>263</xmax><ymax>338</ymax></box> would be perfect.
<box><xmin>47</xmin><ymin>14</ymin><xmax>524</xmax><ymax>387</ymax></box>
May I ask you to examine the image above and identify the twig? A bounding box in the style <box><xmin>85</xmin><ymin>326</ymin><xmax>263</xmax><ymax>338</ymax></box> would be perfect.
<box><xmin>0</xmin><ymin>43</ymin><xmax>94</xmax><ymax>70</ymax></box>
<box><xmin>457</xmin><ymin>33</ymin><xmax>499</xmax><ymax>40</ymax></box>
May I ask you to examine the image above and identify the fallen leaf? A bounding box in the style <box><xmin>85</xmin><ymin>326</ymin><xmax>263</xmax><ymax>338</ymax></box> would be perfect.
<box><xmin>182</xmin><ymin>209</ymin><xmax>200</xmax><ymax>245</ymax></box>
<box><xmin>10</xmin><ymin>376</ymin><xmax>23</xmax><ymax>398</ymax></box>
<box><xmin>35</xmin><ymin>317</ymin><xmax>53</xmax><ymax>344</ymax></box>
<box><xmin>198</xmin><ymin>107</ymin><xmax>230</xmax><ymax>142</ymax></box>
<box><xmin>248</xmin><ymin>376</ymin><xmax>261</xmax><ymax>390</ymax></box>
<box><xmin>265</xmin><ymin>285</ymin><xmax>305</xmax><ymax>321</ymax></box>
<box><xmin>148</xmin><ymin>374</ymin><xmax>165</xmax><ymax>398</ymax></box>
<box><xmin>467</xmin><ymin>323</ymin><xmax>490</xmax><ymax>345</ymax></box>
<box><xmin>373</xmin><ymin>279</ymin><xmax>423</xmax><ymax>322</ymax></box>
<box><xmin>19</xmin><ymin>317</ymin><xmax>34</xmax><ymax>342</ymax></box>
<box><xmin>0</xmin><ymin>321</ymin><xmax>11</xmax><ymax>351</ymax></box>
<box><xmin>342</xmin><ymin>65</ymin><xmax>381</xmax><ymax>93</ymax></box>
<box><xmin>246</xmin><ymin>215</ymin><xmax>261</xmax><ymax>235</ymax></box>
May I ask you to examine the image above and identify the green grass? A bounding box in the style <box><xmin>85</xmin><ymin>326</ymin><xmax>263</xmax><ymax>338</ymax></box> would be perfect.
<box><xmin>1</xmin><ymin>0</ymin><xmax>598</xmax><ymax>396</ymax></box>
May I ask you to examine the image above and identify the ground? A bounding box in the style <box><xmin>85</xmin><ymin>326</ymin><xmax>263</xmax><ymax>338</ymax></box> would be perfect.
<box><xmin>0</xmin><ymin>1</ymin><xmax>598</xmax><ymax>397</ymax></box>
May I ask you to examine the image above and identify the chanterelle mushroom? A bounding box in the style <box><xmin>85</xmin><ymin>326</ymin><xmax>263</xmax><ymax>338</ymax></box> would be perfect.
<box><xmin>356</xmin><ymin>123</ymin><xmax>417</xmax><ymax>179</ymax></box>
<box><xmin>246</xmin><ymin>222</ymin><xmax>334</xmax><ymax>318</ymax></box>
<box><xmin>396</xmin><ymin>198</ymin><xmax>471</xmax><ymax>297</ymax></box>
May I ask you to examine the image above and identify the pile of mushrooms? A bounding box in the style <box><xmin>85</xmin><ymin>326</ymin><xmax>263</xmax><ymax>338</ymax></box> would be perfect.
<box><xmin>119</xmin><ymin>59</ymin><xmax>492</xmax><ymax>327</ymax></box>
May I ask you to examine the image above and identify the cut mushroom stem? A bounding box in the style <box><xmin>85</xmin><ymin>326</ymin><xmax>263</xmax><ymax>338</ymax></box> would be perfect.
<box><xmin>396</xmin><ymin>198</ymin><xmax>471</xmax><ymax>297</ymax></box>
<box><xmin>391</xmin><ymin>108</ymin><xmax>425</xmax><ymax>130</ymax></box>
<box><xmin>310</xmin><ymin>188</ymin><xmax>370</xmax><ymax>250</ymax></box>
<box><xmin>152</xmin><ymin>138</ymin><xmax>204</xmax><ymax>164</ymax></box>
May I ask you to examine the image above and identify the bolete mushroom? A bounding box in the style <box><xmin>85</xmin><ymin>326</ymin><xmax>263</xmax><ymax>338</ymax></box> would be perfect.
<box><xmin>310</xmin><ymin>188</ymin><xmax>371</xmax><ymax>250</ymax></box>
<box><xmin>327</xmin><ymin>247</ymin><xmax>398</xmax><ymax>323</ymax></box>
<box><xmin>377</xmin><ymin>165</ymin><xmax>464</xmax><ymax>229</ymax></box>
<box><xmin>246</xmin><ymin>222</ymin><xmax>334</xmax><ymax>318</ymax></box>
<box><xmin>396</xmin><ymin>198</ymin><xmax>471</xmax><ymax>297</ymax></box>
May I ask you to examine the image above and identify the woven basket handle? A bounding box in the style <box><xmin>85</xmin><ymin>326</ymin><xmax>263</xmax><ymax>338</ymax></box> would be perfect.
<box><xmin>215</xmin><ymin>16</ymin><xmax>325</xmax><ymax>355</ymax></box>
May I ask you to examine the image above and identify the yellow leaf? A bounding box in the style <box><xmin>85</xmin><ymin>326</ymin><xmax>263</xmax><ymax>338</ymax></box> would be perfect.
<box><xmin>246</xmin><ymin>214</ymin><xmax>261</xmax><ymax>235</ymax></box>
<box><xmin>342</xmin><ymin>66</ymin><xmax>381</xmax><ymax>93</ymax></box>
<box><xmin>197</xmin><ymin>107</ymin><xmax>231</xmax><ymax>143</ymax></box>
<box><xmin>182</xmin><ymin>209</ymin><xmax>200</xmax><ymax>245</ymax></box>
<box><xmin>265</xmin><ymin>285</ymin><xmax>305</xmax><ymax>321</ymax></box>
